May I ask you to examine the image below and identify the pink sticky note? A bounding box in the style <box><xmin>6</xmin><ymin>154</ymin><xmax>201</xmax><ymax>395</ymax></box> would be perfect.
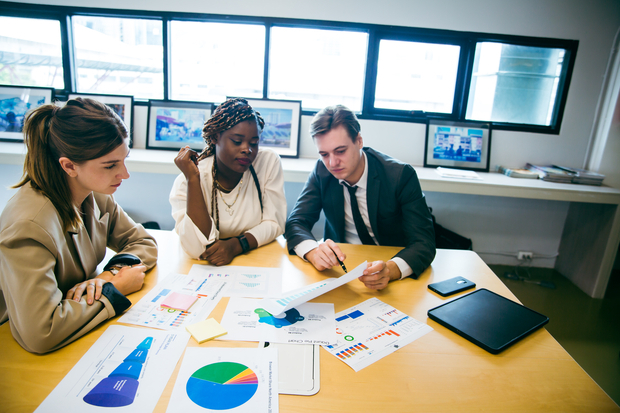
<box><xmin>160</xmin><ymin>292</ymin><xmax>198</xmax><ymax>312</ymax></box>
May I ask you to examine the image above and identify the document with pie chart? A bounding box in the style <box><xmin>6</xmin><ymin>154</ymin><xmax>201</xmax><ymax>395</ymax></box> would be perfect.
<box><xmin>166</xmin><ymin>347</ymin><xmax>278</xmax><ymax>413</ymax></box>
<box><xmin>218</xmin><ymin>297</ymin><xmax>337</xmax><ymax>346</ymax></box>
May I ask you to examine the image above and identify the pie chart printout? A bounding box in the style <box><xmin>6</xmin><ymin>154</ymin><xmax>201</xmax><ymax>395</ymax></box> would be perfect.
<box><xmin>186</xmin><ymin>362</ymin><xmax>259</xmax><ymax>410</ymax></box>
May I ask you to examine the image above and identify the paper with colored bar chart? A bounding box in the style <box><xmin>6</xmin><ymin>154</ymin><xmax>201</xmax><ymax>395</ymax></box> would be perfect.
<box><xmin>218</xmin><ymin>297</ymin><xmax>337</xmax><ymax>345</ymax></box>
<box><xmin>167</xmin><ymin>347</ymin><xmax>278</xmax><ymax>413</ymax></box>
<box><xmin>261</xmin><ymin>261</ymin><xmax>367</xmax><ymax>317</ymax></box>
<box><xmin>322</xmin><ymin>297</ymin><xmax>433</xmax><ymax>372</ymax></box>
<box><xmin>188</xmin><ymin>264</ymin><xmax>282</xmax><ymax>298</ymax></box>
<box><xmin>118</xmin><ymin>272</ymin><xmax>227</xmax><ymax>330</ymax></box>
<box><xmin>35</xmin><ymin>325</ymin><xmax>189</xmax><ymax>413</ymax></box>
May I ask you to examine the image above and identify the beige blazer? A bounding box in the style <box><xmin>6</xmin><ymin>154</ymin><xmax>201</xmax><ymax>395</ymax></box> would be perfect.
<box><xmin>0</xmin><ymin>183</ymin><xmax>157</xmax><ymax>353</ymax></box>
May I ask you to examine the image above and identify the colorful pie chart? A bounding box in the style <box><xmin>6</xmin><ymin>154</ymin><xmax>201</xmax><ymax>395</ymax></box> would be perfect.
<box><xmin>186</xmin><ymin>362</ymin><xmax>258</xmax><ymax>410</ymax></box>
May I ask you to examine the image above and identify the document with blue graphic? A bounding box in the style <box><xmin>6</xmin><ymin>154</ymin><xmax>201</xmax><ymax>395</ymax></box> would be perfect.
<box><xmin>219</xmin><ymin>297</ymin><xmax>337</xmax><ymax>346</ymax></box>
<box><xmin>35</xmin><ymin>325</ymin><xmax>189</xmax><ymax>412</ymax></box>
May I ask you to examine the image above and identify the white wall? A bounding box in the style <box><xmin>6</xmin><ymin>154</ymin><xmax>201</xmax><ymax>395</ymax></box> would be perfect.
<box><xmin>4</xmin><ymin>0</ymin><xmax>620</xmax><ymax>267</ymax></box>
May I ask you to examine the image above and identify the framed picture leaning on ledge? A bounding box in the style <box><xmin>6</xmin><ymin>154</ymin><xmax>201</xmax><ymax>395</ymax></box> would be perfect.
<box><xmin>424</xmin><ymin>119</ymin><xmax>492</xmax><ymax>172</ymax></box>
<box><xmin>146</xmin><ymin>100</ymin><xmax>213</xmax><ymax>151</ymax></box>
<box><xmin>0</xmin><ymin>85</ymin><xmax>54</xmax><ymax>142</ymax></box>
<box><xmin>227</xmin><ymin>97</ymin><xmax>301</xmax><ymax>158</ymax></box>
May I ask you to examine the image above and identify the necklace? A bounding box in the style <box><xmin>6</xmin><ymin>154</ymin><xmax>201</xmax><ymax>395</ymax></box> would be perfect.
<box><xmin>219</xmin><ymin>179</ymin><xmax>242</xmax><ymax>216</ymax></box>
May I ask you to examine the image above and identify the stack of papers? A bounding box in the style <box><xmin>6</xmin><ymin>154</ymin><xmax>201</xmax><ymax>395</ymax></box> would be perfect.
<box><xmin>436</xmin><ymin>167</ymin><xmax>482</xmax><ymax>180</ymax></box>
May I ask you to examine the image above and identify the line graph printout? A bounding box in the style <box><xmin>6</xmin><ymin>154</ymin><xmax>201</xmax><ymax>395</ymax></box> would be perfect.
<box><xmin>188</xmin><ymin>265</ymin><xmax>282</xmax><ymax>298</ymax></box>
<box><xmin>219</xmin><ymin>297</ymin><xmax>337</xmax><ymax>345</ymax></box>
<box><xmin>322</xmin><ymin>298</ymin><xmax>433</xmax><ymax>372</ymax></box>
<box><xmin>261</xmin><ymin>261</ymin><xmax>367</xmax><ymax>316</ymax></box>
<box><xmin>118</xmin><ymin>273</ymin><xmax>227</xmax><ymax>330</ymax></box>
<box><xmin>35</xmin><ymin>325</ymin><xmax>189</xmax><ymax>413</ymax></box>
<box><xmin>167</xmin><ymin>347</ymin><xmax>278</xmax><ymax>413</ymax></box>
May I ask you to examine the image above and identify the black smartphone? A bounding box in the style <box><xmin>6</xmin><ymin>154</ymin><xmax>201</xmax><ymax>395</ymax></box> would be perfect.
<box><xmin>428</xmin><ymin>277</ymin><xmax>476</xmax><ymax>297</ymax></box>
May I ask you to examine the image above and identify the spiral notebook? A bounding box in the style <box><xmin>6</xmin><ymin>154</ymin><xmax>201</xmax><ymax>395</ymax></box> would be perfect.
<box><xmin>427</xmin><ymin>288</ymin><xmax>549</xmax><ymax>354</ymax></box>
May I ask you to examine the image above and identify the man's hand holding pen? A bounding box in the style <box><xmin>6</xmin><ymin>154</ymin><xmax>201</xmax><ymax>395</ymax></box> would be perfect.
<box><xmin>304</xmin><ymin>239</ymin><xmax>347</xmax><ymax>272</ymax></box>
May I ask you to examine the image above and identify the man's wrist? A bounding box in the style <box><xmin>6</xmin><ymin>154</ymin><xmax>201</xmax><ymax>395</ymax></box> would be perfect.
<box><xmin>386</xmin><ymin>261</ymin><xmax>402</xmax><ymax>282</ymax></box>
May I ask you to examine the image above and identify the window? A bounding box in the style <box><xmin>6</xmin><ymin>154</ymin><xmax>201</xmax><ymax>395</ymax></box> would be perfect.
<box><xmin>0</xmin><ymin>3</ymin><xmax>578</xmax><ymax>133</ymax></box>
<box><xmin>268</xmin><ymin>27</ymin><xmax>368</xmax><ymax>112</ymax></box>
<box><xmin>72</xmin><ymin>16</ymin><xmax>163</xmax><ymax>99</ymax></box>
<box><xmin>170</xmin><ymin>21</ymin><xmax>265</xmax><ymax>103</ymax></box>
<box><xmin>0</xmin><ymin>16</ymin><xmax>64</xmax><ymax>89</ymax></box>
<box><xmin>466</xmin><ymin>42</ymin><xmax>568</xmax><ymax>126</ymax></box>
<box><xmin>374</xmin><ymin>39</ymin><xmax>461</xmax><ymax>113</ymax></box>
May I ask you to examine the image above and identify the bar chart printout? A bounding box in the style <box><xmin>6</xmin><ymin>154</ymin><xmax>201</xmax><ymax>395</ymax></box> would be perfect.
<box><xmin>167</xmin><ymin>347</ymin><xmax>279</xmax><ymax>413</ymax></box>
<box><xmin>322</xmin><ymin>297</ymin><xmax>433</xmax><ymax>372</ymax></box>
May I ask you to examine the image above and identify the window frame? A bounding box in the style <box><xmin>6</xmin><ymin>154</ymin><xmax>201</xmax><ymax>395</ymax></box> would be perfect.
<box><xmin>0</xmin><ymin>1</ymin><xmax>578</xmax><ymax>134</ymax></box>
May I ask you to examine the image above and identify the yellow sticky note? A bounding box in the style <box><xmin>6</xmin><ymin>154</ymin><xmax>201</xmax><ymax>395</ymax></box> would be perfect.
<box><xmin>186</xmin><ymin>318</ymin><xmax>227</xmax><ymax>344</ymax></box>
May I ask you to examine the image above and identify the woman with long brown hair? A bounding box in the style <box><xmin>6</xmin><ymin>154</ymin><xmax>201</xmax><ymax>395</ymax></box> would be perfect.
<box><xmin>0</xmin><ymin>97</ymin><xmax>157</xmax><ymax>353</ymax></box>
<box><xmin>170</xmin><ymin>98</ymin><xmax>286</xmax><ymax>265</ymax></box>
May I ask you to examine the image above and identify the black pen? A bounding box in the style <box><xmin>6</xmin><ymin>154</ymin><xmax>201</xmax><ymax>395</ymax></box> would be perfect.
<box><xmin>332</xmin><ymin>249</ymin><xmax>347</xmax><ymax>273</ymax></box>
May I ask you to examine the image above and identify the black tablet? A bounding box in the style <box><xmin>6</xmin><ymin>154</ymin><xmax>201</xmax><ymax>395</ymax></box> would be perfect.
<box><xmin>427</xmin><ymin>288</ymin><xmax>549</xmax><ymax>354</ymax></box>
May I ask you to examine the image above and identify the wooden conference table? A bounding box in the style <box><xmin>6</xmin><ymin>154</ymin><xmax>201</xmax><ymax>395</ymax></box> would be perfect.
<box><xmin>0</xmin><ymin>230</ymin><xmax>617</xmax><ymax>412</ymax></box>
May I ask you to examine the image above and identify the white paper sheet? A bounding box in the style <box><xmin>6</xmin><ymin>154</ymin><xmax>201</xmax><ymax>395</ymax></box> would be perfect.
<box><xmin>436</xmin><ymin>166</ymin><xmax>482</xmax><ymax>180</ymax></box>
<box><xmin>261</xmin><ymin>261</ymin><xmax>366</xmax><ymax>316</ymax></box>
<box><xmin>118</xmin><ymin>272</ymin><xmax>227</xmax><ymax>330</ymax></box>
<box><xmin>167</xmin><ymin>347</ymin><xmax>278</xmax><ymax>413</ymax></box>
<box><xmin>35</xmin><ymin>325</ymin><xmax>189</xmax><ymax>413</ymax></box>
<box><xmin>188</xmin><ymin>265</ymin><xmax>282</xmax><ymax>298</ymax></box>
<box><xmin>322</xmin><ymin>297</ymin><xmax>433</xmax><ymax>372</ymax></box>
<box><xmin>219</xmin><ymin>297</ymin><xmax>337</xmax><ymax>346</ymax></box>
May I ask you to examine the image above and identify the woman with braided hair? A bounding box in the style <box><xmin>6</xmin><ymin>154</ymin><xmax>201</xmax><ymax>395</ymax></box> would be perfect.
<box><xmin>170</xmin><ymin>98</ymin><xmax>286</xmax><ymax>265</ymax></box>
<box><xmin>0</xmin><ymin>97</ymin><xmax>157</xmax><ymax>353</ymax></box>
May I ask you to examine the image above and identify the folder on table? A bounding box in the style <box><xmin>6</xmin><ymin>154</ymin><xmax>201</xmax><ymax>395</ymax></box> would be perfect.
<box><xmin>428</xmin><ymin>288</ymin><xmax>549</xmax><ymax>354</ymax></box>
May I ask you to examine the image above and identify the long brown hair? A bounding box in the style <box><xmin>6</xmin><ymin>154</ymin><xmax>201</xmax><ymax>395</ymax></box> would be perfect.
<box><xmin>14</xmin><ymin>97</ymin><xmax>128</xmax><ymax>230</ymax></box>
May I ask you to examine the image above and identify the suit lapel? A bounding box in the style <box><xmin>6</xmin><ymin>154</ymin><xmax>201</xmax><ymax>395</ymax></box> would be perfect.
<box><xmin>366</xmin><ymin>154</ymin><xmax>380</xmax><ymax>241</ymax></box>
<box><xmin>71</xmin><ymin>194</ymin><xmax>109</xmax><ymax>277</ymax></box>
<box><xmin>324</xmin><ymin>177</ymin><xmax>346</xmax><ymax>241</ymax></box>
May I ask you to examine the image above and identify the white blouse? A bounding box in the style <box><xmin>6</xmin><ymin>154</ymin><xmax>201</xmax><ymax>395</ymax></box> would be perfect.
<box><xmin>169</xmin><ymin>148</ymin><xmax>286</xmax><ymax>259</ymax></box>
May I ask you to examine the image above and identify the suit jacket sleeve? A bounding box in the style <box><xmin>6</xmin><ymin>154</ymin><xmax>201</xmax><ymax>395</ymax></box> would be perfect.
<box><xmin>392</xmin><ymin>165</ymin><xmax>436</xmax><ymax>277</ymax></box>
<box><xmin>284</xmin><ymin>161</ymin><xmax>324</xmax><ymax>254</ymax></box>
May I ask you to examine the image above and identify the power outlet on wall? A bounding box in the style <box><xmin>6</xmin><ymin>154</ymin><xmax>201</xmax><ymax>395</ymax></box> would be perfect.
<box><xmin>517</xmin><ymin>251</ymin><xmax>533</xmax><ymax>260</ymax></box>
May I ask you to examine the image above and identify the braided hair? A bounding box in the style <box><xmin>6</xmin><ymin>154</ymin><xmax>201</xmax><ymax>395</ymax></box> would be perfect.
<box><xmin>198</xmin><ymin>98</ymin><xmax>265</xmax><ymax>160</ymax></box>
<box><xmin>198</xmin><ymin>98</ymin><xmax>265</xmax><ymax>231</ymax></box>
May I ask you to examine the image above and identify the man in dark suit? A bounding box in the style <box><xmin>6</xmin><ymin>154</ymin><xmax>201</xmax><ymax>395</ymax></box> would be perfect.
<box><xmin>285</xmin><ymin>105</ymin><xmax>435</xmax><ymax>290</ymax></box>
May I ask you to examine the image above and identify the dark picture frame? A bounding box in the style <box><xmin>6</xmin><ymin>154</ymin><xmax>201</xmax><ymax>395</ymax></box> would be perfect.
<box><xmin>228</xmin><ymin>97</ymin><xmax>301</xmax><ymax>158</ymax></box>
<box><xmin>68</xmin><ymin>93</ymin><xmax>134</xmax><ymax>145</ymax></box>
<box><xmin>0</xmin><ymin>85</ymin><xmax>54</xmax><ymax>142</ymax></box>
<box><xmin>424</xmin><ymin>120</ymin><xmax>492</xmax><ymax>172</ymax></box>
<box><xmin>146</xmin><ymin>100</ymin><xmax>213</xmax><ymax>151</ymax></box>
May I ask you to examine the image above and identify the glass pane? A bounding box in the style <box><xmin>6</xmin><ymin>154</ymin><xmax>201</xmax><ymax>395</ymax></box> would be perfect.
<box><xmin>0</xmin><ymin>16</ymin><xmax>64</xmax><ymax>89</ymax></box>
<box><xmin>73</xmin><ymin>16</ymin><xmax>163</xmax><ymax>99</ymax></box>
<box><xmin>466</xmin><ymin>42</ymin><xmax>566</xmax><ymax>126</ymax></box>
<box><xmin>269</xmin><ymin>27</ymin><xmax>368</xmax><ymax>112</ymax></box>
<box><xmin>374</xmin><ymin>39</ymin><xmax>460</xmax><ymax>113</ymax></box>
<box><xmin>170</xmin><ymin>21</ymin><xmax>265</xmax><ymax>103</ymax></box>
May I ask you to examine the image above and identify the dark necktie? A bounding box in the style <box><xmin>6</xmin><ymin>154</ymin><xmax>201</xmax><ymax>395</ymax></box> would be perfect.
<box><xmin>345</xmin><ymin>184</ymin><xmax>375</xmax><ymax>245</ymax></box>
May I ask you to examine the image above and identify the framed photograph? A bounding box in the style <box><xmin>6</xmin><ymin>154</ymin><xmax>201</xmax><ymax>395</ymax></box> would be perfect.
<box><xmin>146</xmin><ymin>100</ymin><xmax>213</xmax><ymax>151</ymax></box>
<box><xmin>0</xmin><ymin>85</ymin><xmax>54</xmax><ymax>142</ymax></box>
<box><xmin>68</xmin><ymin>93</ymin><xmax>134</xmax><ymax>143</ymax></box>
<box><xmin>228</xmin><ymin>97</ymin><xmax>301</xmax><ymax>158</ymax></box>
<box><xmin>424</xmin><ymin>120</ymin><xmax>492</xmax><ymax>172</ymax></box>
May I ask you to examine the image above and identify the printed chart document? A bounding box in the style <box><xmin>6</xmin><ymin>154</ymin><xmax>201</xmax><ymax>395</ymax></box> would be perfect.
<box><xmin>36</xmin><ymin>325</ymin><xmax>189</xmax><ymax>413</ymax></box>
<box><xmin>188</xmin><ymin>265</ymin><xmax>282</xmax><ymax>298</ymax></box>
<box><xmin>118</xmin><ymin>272</ymin><xmax>227</xmax><ymax>330</ymax></box>
<box><xmin>322</xmin><ymin>298</ymin><xmax>433</xmax><ymax>372</ymax></box>
<box><xmin>261</xmin><ymin>261</ymin><xmax>367</xmax><ymax>316</ymax></box>
<box><xmin>219</xmin><ymin>297</ymin><xmax>337</xmax><ymax>346</ymax></box>
<box><xmin>167</xmin><ymin>347</ymin><xmax>278</xmax><ymax>413</ymax></box>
